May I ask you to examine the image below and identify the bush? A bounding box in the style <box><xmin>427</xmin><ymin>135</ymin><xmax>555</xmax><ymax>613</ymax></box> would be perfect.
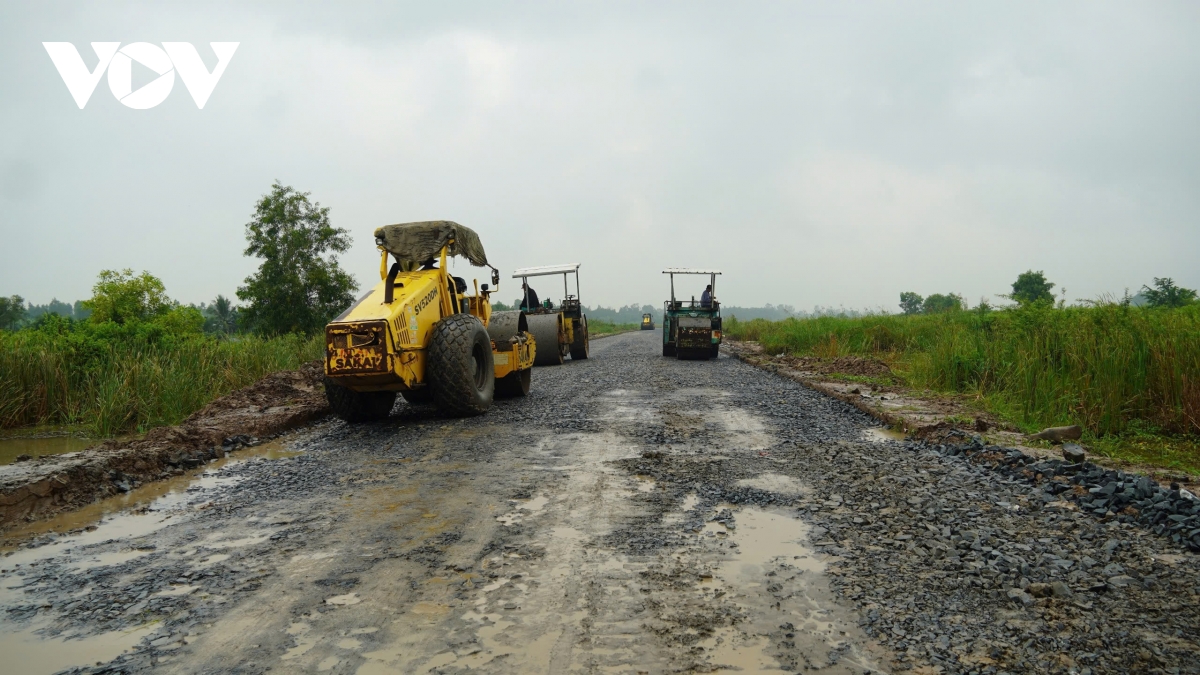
<box><xmin>726</xmin><ymin>303</ymin><xmax>1200</xmax><ymax>437</ymax></box>
<box><xmin>0</xmin><ymin>318</ymin><xmax>321</xmax><ymax>436</ymax></box>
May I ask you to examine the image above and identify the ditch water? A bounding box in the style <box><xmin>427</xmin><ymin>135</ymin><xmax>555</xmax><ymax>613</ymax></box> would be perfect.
<box><xmin>0</xmin><ymin>436</ymin><xmax>303</xmax><ymax>554</ymax></box>
<box><xmin>0</xmin><ymin>436</ymin><xmax>96</xmax><ymax>466</ymax></box>
<box><xmin>0</xmin><ymin>437</ymin><xmax>307</xmax><ymax>675</ymax></box>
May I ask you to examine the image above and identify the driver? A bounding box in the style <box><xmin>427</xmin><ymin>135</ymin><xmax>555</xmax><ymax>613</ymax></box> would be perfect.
<box><xmin>520</xmin><ymin>283</ymin><xmax>540</xmax><ymax>310</ymax></box>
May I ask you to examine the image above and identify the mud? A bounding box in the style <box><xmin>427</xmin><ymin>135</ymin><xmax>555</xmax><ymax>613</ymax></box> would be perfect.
<box><xmin>1</xmin><ymin>332</ymin><xmax>1198</xmax><ymax>674</ymax></box>
<box><xmin>0</xmin><ymin>362</ymin><xmax>329</xmax><ymax>529</ymax></box>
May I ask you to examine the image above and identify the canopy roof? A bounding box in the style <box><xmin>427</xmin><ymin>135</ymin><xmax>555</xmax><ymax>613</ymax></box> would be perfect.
<box><xmin>662</xmin><ymin>268</ymin><xmax>722</xmax><ymax>275</ymax></box>
<box><xmin>512</xmin><ymin>263</ymin><xmax>581</xmax><ymax>278</ymax></box>
<box><xmin>374</xmin><ymin>221</ymin><xmax>488</xmax><ymax>267</ymax></box>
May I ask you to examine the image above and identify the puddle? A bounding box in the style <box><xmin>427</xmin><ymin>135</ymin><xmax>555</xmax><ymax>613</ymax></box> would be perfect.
<box><xmin>326</xmin><ymin>593</ymin><xmax>361</xmax><ymax>606</ymax></box>
<box><xmin>195</xmin><ymin>553</ymin><xmax>231</xmax><ymax>567</ymax></box>
<box><xmin>156</xmin><ymin>584</ymin><xmax>199</xmax><ymax>597</ymax></box>
<box><xmin>704</xmin><ymin>507</ymin><xmax>877</xmax><ymax>673</ymax></box>
<box><xmin>0</xmin><ymin>621</ymin><xmax>154</xmax><ymax>675</ymax></box>
<box><xmin>69</xmin><ymin>549</ymin><xmax>150</xmax><ymax>572</ymax></box>
<box><xmin>735</xmin><ymin>473</ymin><xmax>808</xmax><ymax>497</ymax></box>
<box><xmin>495</xmin><ymin>495</ymin><xmax>549</xmax><ymax>526</ymax></box>
<box><xmin>716</xmin><ymin>507</ymin><xmax>823</xmax><ymax>583</ymax></box>
<box><xmin>0</xmin><ymin>436</ymin><xmax>95</xmax><ymax>466</ymax></box>
<box><xmin>682</xmin><ymin>493</ymin><xmax>700</xmax><ymax>511</ymax></box>
<box><xmin>635</xmin><ymin>475</ymin><xmax>656</xmax><ymax>492</ymax></box>
<box><xmin>863</xmin><ymin>427</ymin><xmax>906</xmax><ymax>443</ymax></box>
<box><xmin>704</xmin><ymin>628</ymin><xmax>792</xmax><ymax>675</ymax></box>
<box><xmin>1</xmin><ymin>437</ymin><xmax>303</xmax><ymax>555</ymax></box>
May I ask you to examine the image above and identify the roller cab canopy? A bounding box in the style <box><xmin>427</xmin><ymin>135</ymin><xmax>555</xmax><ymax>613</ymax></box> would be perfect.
<box><xmin>511</xmin><ymin>263</ymin><xmax>581</xmax><ymax>278</ymax></box>
<box><xmin>374</xmin><ymin>220</ymin><xmax>489</xmax><ymax>267</ymax></box>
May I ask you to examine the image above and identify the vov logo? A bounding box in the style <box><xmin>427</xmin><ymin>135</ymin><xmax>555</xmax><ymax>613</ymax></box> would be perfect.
<box><xmin>43</xmin><ymin>42</ymin><xmax>239</xmax><ymax>109</ymax></box>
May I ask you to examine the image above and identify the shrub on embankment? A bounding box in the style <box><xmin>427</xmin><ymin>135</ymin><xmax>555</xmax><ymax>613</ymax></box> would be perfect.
<box><xmin>726</xmin><ymin>303</ymin><xmax>1200</xmax><ymax>439</ymax></box>
<box><xmin>0</xmin><ymin>316</ymin><xmax>321</xmax><ymax>436</ymax></box>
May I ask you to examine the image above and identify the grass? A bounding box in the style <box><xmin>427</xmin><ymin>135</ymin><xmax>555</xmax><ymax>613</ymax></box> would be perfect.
<box><xmin>588</xmin><ymin>319</ymin><xmax>639</xmax><ymax>337</ymax></box>
<box><xmin>726</xmin><ymin>303</ymin><xmax>1200</xmax><ymax>473</ymax></box>
<box><xmin>0</xmin><ymin>320</ymin><xmax>322</xmax><ymax>437</ymax></box>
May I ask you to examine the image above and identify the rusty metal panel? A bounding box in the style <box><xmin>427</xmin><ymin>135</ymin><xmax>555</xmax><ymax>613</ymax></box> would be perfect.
<box><xmin>677</xmin><ymin>326</ymin><xmax>712</xmax><ymax>350</ymax></box>
<box><xmin>325</xmin><ymin>321</ymin><xmax>389</xmax><ymax>375</ymax></box>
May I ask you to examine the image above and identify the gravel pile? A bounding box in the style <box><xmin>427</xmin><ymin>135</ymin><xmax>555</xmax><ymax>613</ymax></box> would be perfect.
<box><xmin>931</xmin><ymin>433</ymin><xmax>1200</xmax><ymax>552</ymax></box>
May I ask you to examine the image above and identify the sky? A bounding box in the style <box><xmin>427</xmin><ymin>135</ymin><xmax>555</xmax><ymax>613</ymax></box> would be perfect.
<box><xmin>2</xmin><ymin>1</ymin><xmax>1198</xmax><ymax>312</ymax></box>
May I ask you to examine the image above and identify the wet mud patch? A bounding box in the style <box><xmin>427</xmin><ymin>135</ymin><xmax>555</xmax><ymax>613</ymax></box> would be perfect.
<box><xmin>0</xmin><ymin>362</ymin><xmax>330</xmax><ymax>530</ymax></box>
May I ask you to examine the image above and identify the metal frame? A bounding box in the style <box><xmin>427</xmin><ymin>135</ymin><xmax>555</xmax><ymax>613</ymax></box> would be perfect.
<box><xmin>662</xmin><ymin>268</ymin><xmax>721</xmax><ymax>306</ymax></box>
<box><xmin>514</xmin><ymin>263</ymin><xmax>582</xmax><ymax>309</ymax></box>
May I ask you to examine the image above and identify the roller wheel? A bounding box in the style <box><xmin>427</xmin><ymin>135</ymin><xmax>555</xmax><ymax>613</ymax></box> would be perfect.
<box><xmin>569</xmin><ymin>317</ymin><xmax>589</xmax><ymax>360</ymax></box>
<box><xmin>428</xmin><ymin>313</ymin><xmax>495</xmax><ymax>417</ymax></box>
<box><xmin>495</xmin><ymin>368</ymin><xmax>531</xmax><ymax>398</ymax></box>
<box><xmin>663</xmin><ymin>343</ymin><xmax>676</xmax><ymax>357</ymax></box>
<box><xmin>711</xmin><ymin>344</ymin><xmax>720</xmax><ymax>358</ymax></box>
<box><xmin>401</xmin><ymin>388</ymin><xmax>433</xmax><ymax>405</ymax></box>
<box><xmin>324</xmin><ymin>378</ymin><xmax>396</xmax><ymax>423</ymax></box>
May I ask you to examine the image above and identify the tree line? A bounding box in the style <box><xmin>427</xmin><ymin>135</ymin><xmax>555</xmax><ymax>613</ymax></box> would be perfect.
<box><xmin>2</xmin><ymin>182</ymin><xmax>1196</xmax><ymax>334</ymax></box>
<box><xmin>898</xmin><ymin>270</ymin><xmax>1196</xmax><ymax>316</ymax></box>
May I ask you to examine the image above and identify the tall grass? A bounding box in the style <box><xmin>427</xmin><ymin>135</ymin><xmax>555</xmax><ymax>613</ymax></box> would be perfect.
<box><xmin>588</xmin><ymin>319</ymin><xmax>639</xmax><ymax>337</ymax></box>
<box><xmin>726</xmin><ymin>304</ymin><xmax>1200</xmax><ymax>438</ymax></box>
<box><xmin>0</xmin><ymin>325</ymin><xmax>321</xmax><ymax>436</ymax></box>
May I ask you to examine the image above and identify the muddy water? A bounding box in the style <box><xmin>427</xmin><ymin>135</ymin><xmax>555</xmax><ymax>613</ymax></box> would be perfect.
<box><xmin>0</xmin><ymin>437</ymin><xmax>308</xmax><ymax>674</ymax></box>
<box><xmin>0</xmin><ymin>621</ymin><xmax>154</xmax><ymax>675</ymax></box>
<box><xmin>0</xmin><ymin>435</ymin><xmax>95</xmax><ymax>465</ymax></box>
<box><xmin>704</xmin><ymin>507</ymin><xmax>876</xmax><ymax>674</ymax></box>
<box><xmin>1</xmin><ymin>437</ymin><xmax>303</xmax><ymax>556</ymax></box>
<box><xmin>863</xmin><ymin>427</ymin><xmax>907</xmax><ymax>443</ymax></box>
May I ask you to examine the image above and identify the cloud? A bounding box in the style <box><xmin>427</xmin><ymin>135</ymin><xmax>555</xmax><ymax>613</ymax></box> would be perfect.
<box><xmin>0</xmin><ymin>2</ymin><xmax>1197</xmax><ymax>311</ymax></box>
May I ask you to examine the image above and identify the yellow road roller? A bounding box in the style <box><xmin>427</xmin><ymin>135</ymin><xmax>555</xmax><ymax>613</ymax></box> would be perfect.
<box><xmin>323</xmin><ymin>221</ymin><xmax>535</xmax><ymax>422</ymax></box>
<box><xmin>513</xmin><ymin>263</ymin><xmax>589</xmax><ymax>365</ymax></box>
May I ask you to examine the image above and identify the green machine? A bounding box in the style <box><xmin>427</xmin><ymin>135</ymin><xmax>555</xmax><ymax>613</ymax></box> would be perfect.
<box><xmin>661</xmin><ymin>268</ymin><xmax>722</xmax><ymax>359</ymax></box>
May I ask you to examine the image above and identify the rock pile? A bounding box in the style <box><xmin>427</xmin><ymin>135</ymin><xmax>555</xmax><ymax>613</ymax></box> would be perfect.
<box><xmin>932</xmin><ymin>432</ymin><xmax>1200</xmax><ymax>552</ymax></box>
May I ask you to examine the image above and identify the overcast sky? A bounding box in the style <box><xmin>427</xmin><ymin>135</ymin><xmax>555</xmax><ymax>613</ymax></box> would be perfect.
<box><xmin>2</xmin><ymin>1</ymin><xmax>1197</xmax><ymax>311</ymax></box>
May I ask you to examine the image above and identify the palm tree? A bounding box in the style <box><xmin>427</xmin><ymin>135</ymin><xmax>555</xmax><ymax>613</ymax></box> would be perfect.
<box><xmin>210</xmin><ymin>294</ymin><xmax>238</xmax><ymax>334</ymax></box>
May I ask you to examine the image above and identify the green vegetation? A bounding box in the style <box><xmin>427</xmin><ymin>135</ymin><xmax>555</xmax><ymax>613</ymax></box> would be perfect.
<box><xmin>1142</xmin><ymin>277</ymin><xmax>1198</xmax><ymax>309</ymax></box>
<box><xmin>237</xmin><ymin>181</ymin><xmax>357</xmax><ymax>335</ymax></box>
<box><xmin>587</xmin><ymin>319</ymin><xmax>638</xmax><ymax>337</ymax></box>
<box><xmin>1009</xmin><ymin>270</ymin><xmax>1056</xmax><ymax>306</ymax></box>
<box><xmin>897</xmin><ymin>291</ymin><xmax>965</xmax><ymax>315</ymax></box>
<box><xmin>0</xmin><ymin>295</ymin><xmax>25</xmax><ymax>330</ymax></box>
<box><xmin>0</xmin><ymin>317</ymin><xmax>320</xmax><ymax>436</ymax></box>
<box><xmin>727</xmin><ymin>301</ymin><xmax>1200</xmax><ymax>471</ymax></box>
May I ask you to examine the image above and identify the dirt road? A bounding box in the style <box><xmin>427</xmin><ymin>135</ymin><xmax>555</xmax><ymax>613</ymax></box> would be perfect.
<box><xmin>2</xmin><ymin>331</ymin><xmax>1198</xmax><ymax>674</ymax></box>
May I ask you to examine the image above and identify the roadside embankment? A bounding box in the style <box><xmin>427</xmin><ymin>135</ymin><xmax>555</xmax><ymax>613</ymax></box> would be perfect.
<box><xmin>725</xmin><ymin>340</ymin><xmax>1199</xmax><ymax>492</ymax></box>
<box><xmin>0</xmin><ymin>362</ymin><xmax>329</xmax><ymax>530</ymax></box>
<box><xmin>726</xmin><ymin>305</ymin><xmax>1200</xmax><ymax>474</ymax></box>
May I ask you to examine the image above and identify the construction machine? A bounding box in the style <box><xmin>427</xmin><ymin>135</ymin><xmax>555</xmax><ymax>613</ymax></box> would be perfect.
<box><xmin>641</xmin><ymin>313</ymin><xmax>655</xmax><ymax>330</ymax></box>
<box><xmin>661</xmin><ymin>268</ymin><xmax>722</xmax><ymax>360</ymax></box>
<box><xmin>512</xmin><ymin>263</ymin><xmax>589</xmax><ymax>365</ymax></box>
<box><xmin>323</xmin><ymin>221</ymin><xmax>536</xmax><ymax>422</ymax></box>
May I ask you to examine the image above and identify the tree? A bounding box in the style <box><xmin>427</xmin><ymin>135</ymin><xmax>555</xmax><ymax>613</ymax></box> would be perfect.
<box><xmin>237</xmin><ymin>182</ymin><xmax>357</xmax><ymax>335</ymax></box>
<box><xmin>1142</xmin><ymin>278</ymin><xmax>1198</xmax><ymax>308</ymax></box>
<box><xmin>1010</xmin><ymin>270</ymin><xmax>1055</xmax><ymax>306</ymax></box>
<box><xmin>0</xmin><ymin>295</ymin><xmax>26</xmax><ymax>330</ymax></box>
<box><xmin>899</xmin><ymin>292</ymin><xmax>923</xmax><ymax>315</ymax></box>
<box><xmin>203</xmin><ymin>294</ymin><xmax>239</xmax><ymax>334</ymax></box>
<box><xmin>82</xmin><ymin>269</ymin><xmax>170</xmax><ymax>324</ymax></box>
<box><xmin>922</xmin><ymin>293</ymin><xmax>964</xmax><ymax>314</ymax></box>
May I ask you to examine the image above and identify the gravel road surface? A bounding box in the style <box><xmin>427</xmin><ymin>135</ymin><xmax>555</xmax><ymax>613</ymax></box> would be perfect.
<box><xmin>2</xmin><ymin>331</ymin><xmax>1198</xmax><ymax>675</ymax></box>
